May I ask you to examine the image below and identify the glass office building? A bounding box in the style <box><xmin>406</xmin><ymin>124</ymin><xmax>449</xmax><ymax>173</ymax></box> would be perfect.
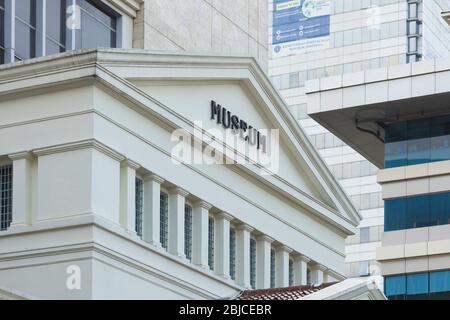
<box><xmin>269</xmin><ymin>0</ymin><xmax>450</xmax><ymax>280</ymax></box>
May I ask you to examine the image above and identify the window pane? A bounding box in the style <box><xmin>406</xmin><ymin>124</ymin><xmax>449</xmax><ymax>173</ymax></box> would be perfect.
<box><xmin>250</xmin><ymin>239</ymin><xmax>256</xmax><ymax>289</ymax></box>
<box><xmin>429</xmin><ymin>193</ymin><xmax>449</xmax><ymax>227</ymax></box>
<box><xmin>407</xmin><ymin>119</ymin><xmax>430</xmax><ymax>165</ymax></box>
<box><xmin>270</xmin><ymin>249</ymin><xmax>276</xmax><ymax>288</ymax></box>
<box><xmin>360</xmin><ymin>227</ymin><xmax>370</xmax><ymax>243</ymax></box>
<box><xmin>184</xmin><ymin>205</ymin><xmax>193</xmax><ymax>261</ymax></box>
<box><xmin>135</xmin><ymin>178</ymin><xmax>143</xmax><ymax>237</ymax></box>
<box><xmin>407</xmin><ymin>195</ymin><xmax>429</xmax><ymax>229</ymax></box>
<box><xmin>359</xmin><ymin>261</ymin><xmax>370</xmax><ymax>277</ymax></box>
<box><xmin>229</xmin><ymin>229</ymin><xmax>236</xmax><ymax>281</ymax></box>
<box><xmin>385</xmin><ymin>275</ymin><xmax>406</xmax><ymax>298</ymax></box>
<box><xmin>385</xmin><ymin>122</ymin><xmax>407</xmax><ymax>168</ymax></box>
<box><xmin>160</xmin><ymin>192</ymin><xmax>168</xmax><ymax>249</ymax></box>
<box><xmin>208</xmin><ymin>217</ymin><xmax>215</xmax><ymax>270</ymax></box>
<box><xmin>0</xmin><ymin>165</ymin><xmax>13</xmax><ymax>231</ymax></box>
<box><xmin>406</xmin><ymin>273</ymin><xmax>428</xmax><ymax>296</ymax></box>
<box><xmin>289</xmin><ymin>259</ymin><xmax>294</xmax><ymax>286</ymax></box>
<box><xmin>430</xmin><ymin>270</ymin><xmax>450</xmax><ymax>293</ymax></box>
<box><xmin>46</xmin><ymin>0</ymin><xmax>66</xmax><ymax>45</ymax></box>
<box><xmin>385</xmin><ymin>198</ymin><xmax>406</xmax><ymax>232</ymax></box>
<box><xmin>16</xmin><ymin>0</ymin><xmax>36</xmax><ymax>23</ymax></box>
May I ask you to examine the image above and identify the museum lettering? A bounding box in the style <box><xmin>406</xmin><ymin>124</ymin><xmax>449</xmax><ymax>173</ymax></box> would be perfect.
<box><xmin>210</xmin><ymin>100</ymin><xmax>267</xmax><ymax>153</ymax></box>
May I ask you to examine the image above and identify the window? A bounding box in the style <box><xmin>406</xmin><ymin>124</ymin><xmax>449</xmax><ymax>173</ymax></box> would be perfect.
<box><xmin>15</xmin><ymin>0</ymin><xmax>37</xmax><ymax>61</ymax></box>
<box><xmin>385</xmin><ymin>192</ymin><xmax>450</xmax><ymax>232</ymax></box>
<box><xmin>359</xmin><ymin>261</ymin><xmax>370</xmax><ymax>277</ymax></box>
<box><xmin>46</xmin><ymin>0</ymin><xmax>66</xmax><ymax>55</ymax></box>
<box><xmin>386</xmin><ymin>270</ymin><xmax>450</xmax><ymax>300</ymax></box>
<box><xmin>230</xmin><ymin>228</ymin><xmax>236</xmax><ymax>281</ymax></box>
<box><xmin>160</xmin><ymin>192</ymin><xmax>168</xmax><ymax>250</ymax></box>
<box><xmin>135</xmin><ymin>177</ymin><xmax>143</xmax><ymax>238</ymax></box>
<box><xmin>250</xmin><ymin>238</ymin><xmax>256</xmax><ymax>289</ymax></box>
<box><xmin>385</xmin><ymin>114</ymin><xmax>450</xmax><ymax>168</ymax></box>
<box><xmin>289</xmin><ymin>258</ymin><xmax>294</xmax><ymax>287</ymax></box>
<box><xmin>0</xmin><ymin>164</ymin><xmax>13</xmax><ymax>231</ymax></box>
<box><xmin>184</xmin><ymin>205</ymin><xmax>193</xmax><ymax>261</ymax></box>
<box><xmin>75</xmin><ymin>0</ymin><xmax>117</xmax><ymax>50</ymax></box>
<box><xmin>1</xmin><ymin>0</ymin><xmax>119</xmax><ymax>65</ymax></box>
<box><xmin>385</xmin><ymin>275</ymin><xmax>406</xmax><ymax>300</ymax></box>
<box><xmin>208</xmin><ymin>217</ymin><xmax>215</xmax><ymax>270</ymax></box>
<box><xmin>360</xmin><ymin>227</ymin><xmax>370</xmax><ymax>243</ymax></box>
<box><xmin>270</xmin><ymin>249</ymin><xmax>276</xmax><ymax>288</ymax></box>
<box><xmin>307</xmin><ymin>268</ymin><xmax>312</xmax><ymax>285</ymax></box>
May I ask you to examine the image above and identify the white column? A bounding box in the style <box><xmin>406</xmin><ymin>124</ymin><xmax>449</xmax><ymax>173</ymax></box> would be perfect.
<box><xmin>215</xmin><ymin>212</ymin><xmax>233</xmax><ymax>279</ymax></box>
<box><xmin>120</xmin><ymin>160</ymin><xmax>140</xmax><ymax>234</ymax></box>
<box><xmin>256</xmin><ymin>235</ymin><xmax>274</xmax><ymax>289</ymax></box>
<box><xmin>192</xmin><ymin>201</ymin><xmax>212</xmax><ymax>268</ymax></box>
<box><xmin>142</xmin><ymin>174</ymin><xmax>165</xmax><ymax>247</ymax></box>
<box><xmin>276</xmin><ymin>245</ymin><xmax>293</xmax><ymax>288</ymax></box>
<box><xmin>236</xmin><ymin>224</ymin><xmax>254</xmax><ymax>289</ymax></box>
<box><xmin>293</xmin><ymin>255</ymin><xmax>310</xmax><ymax>286</ymax></box>
<box><xmin>8</xmin><ymin>152</ymin><xmax>34</xmax><ymax>228</ymax></box>
<box><xmin>168</xmin><ymin>187</ymin><xmax>189</xmax><ymax>259</ymax></box>
<box><xmin>311</xmin><ymin>264</ymin><xmax>327</xmax><ymax>285</ymax></box>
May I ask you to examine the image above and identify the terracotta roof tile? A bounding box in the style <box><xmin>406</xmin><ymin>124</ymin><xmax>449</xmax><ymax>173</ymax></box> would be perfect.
<box><xmin>234</xmin><ymin>283</ymin><xmax>337</xmax><ymax>300</ymax></box>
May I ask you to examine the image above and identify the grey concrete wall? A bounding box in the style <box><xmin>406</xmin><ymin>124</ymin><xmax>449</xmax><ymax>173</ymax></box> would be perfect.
<box><xmin>133</xmin><ymin>0</ymin><xmax>268</xmax><ymax>70</ymax></box>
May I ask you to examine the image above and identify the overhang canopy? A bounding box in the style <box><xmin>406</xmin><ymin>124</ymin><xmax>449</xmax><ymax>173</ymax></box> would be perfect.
<box><xmin>306</xmin><ymin>58</ymin><xmax>450</xmax><ymax>168</ymax></box>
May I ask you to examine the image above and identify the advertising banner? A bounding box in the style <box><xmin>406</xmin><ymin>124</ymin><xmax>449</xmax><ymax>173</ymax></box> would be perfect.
<box><xmin>272</xmin><ymin>0</ymin><xmax>331</xmax><ymax>58</ymax></box>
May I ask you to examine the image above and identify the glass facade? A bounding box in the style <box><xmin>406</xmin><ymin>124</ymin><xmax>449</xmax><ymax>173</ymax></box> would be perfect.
<box><xmin>184</xmin><ymin>205</ymin><xmax>192</xmax><ymax>261</ymax></box>
<box><xmin>0</xmin><ymin>165</ymin><xmax>13</xmax><ymax>231</ymax></box>
<box><xmin>160</xmin><ymin>192</ymin><xmax>168</xmax><ymax>250</ymax></box>
<box><xmin>208</xmin><ymin>217</ymin><xmax>214</xmax><ymax>271</ymax></box>
<box><xmin>135</xmin><ymin>178</ymin><xmax>143</xmax><ymax>238</ymax></box>
<box><xmin>250</xmin><ymin>239</ymin><xmax>256</xmax><ymax>289</ymax></box>
<box><xmin>385</xmin><ymin>191</ymin><xmax>450</xmax><ymax>232</ymax></box>
<box><xmin>385</xmin><ymin>115</ymin><xmax>450</xmax><ymax>168</ymax></box>
<box><xmin>229</xmin><ymin>228</ymin><xmax>236</xmax><ymax>281</ymax></box>
<box><xmin>385</xmin><ymin>270</ymin><xmax>450</xmax><ymax>300</ymax></box>
<box><xmin>1</xmin><ymin>0</ymin><xmax>118</xmax><ymax>65</ymax></box>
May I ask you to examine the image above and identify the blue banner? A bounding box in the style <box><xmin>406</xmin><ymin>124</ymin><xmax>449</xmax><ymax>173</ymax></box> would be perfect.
<box><xmin>272</xmin><ymin>0</ymin><xmax>330</xmax><ymax>57</ymax></box>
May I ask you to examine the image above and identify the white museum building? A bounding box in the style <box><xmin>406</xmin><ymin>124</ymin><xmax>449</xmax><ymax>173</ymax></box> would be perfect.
<box><xmin>0</xmin><ymin>48</ymin><xmax>370</xmax><ymax>299</ymax></box>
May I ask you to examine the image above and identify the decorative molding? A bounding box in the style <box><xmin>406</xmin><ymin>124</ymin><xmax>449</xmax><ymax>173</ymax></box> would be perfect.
<box><xmin>8</xmin><ymin>151</ymin><xmax>34</xmax><ymax>161</ymax></box>
<box><xmin>32</xmin><ymin>139</ymin><xmax>125</xmax><ymax>162</ymax></box>
<box><xmin>236</xmin><ymin>224</ymin><xmax>254</xmax><ymax>233</ymax></box>
<box><xmin>169</xmin><ymin>187</ymin><xmax>189</xmax><ymax>198</ymax></box>
<box><xmin>194</xmin><ymin>200</ymin><xmax>213</xmax><ymax>211</ymax></box>
<box><xmin>121</xmin><ymin>159</ymin><xmax>140</xmax><ymax>170</ymax></box>
<box><xmin>294</xmin><ymin>255</ymin><xmax>311</xmax><ymax>264</ymax></box>
<box><xmin>256</xmin><ymin>234</ymin><xmax>275</xmax><ymax>243</ymax></box>
<box><xmin>143</xmin><ymin>173</ymin><xmax>165</xmax><ymax>184</ymax></box>
<box><xmin>215</xmin><ymin>212</ymin><xmax>234</xmax><ymax>222</ymax></box>
<box><xmin>276</xmin><ymin>245</ymin><xmax>293</xmax><ymax>254</ymax></box>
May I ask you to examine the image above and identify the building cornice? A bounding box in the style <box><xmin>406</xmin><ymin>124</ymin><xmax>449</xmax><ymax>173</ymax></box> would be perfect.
<box><xmin>33</xmin><ymin>139</ymin><xmax>125</xmax><ymax>162</ymax></box>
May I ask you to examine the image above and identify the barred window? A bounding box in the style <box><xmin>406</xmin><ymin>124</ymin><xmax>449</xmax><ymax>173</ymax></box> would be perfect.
<box><xmin>160</xmin><ymin>192</ymin><xmax>169</xmax><ymax>250</ymax></box>
<box><xmin>229</xmin><ymin>228</ymin><xmax>236</xmax><ymax>280</ymax></box>
<box><xmin>135</xmin><ymin>178</ymin><xmax>143</xmax><ymax>238</ymax></box>
<box><xmin>208</xmin><ymin>217</ymin><xmax>215</xmax><ymax>270</ymax></box>
<box><xmin>0</xmin><ymin>164</ymin><xmax>12</xmax><ymax>231</ymax></box>
<box><xmin>250</xmin><ymin>239</ymin><xmax>256</xmax><ymax>289</ymax></box>
<box><xmin>289</xmin><ymin>258</ymin><xmax>294</xmax><ymax>287</ymax></box>
<box><xmin>184</xmin><ymin>204</ymin><xmax>193</xmax><ymax>261</ymax></box>
<box><xmin>270</xmin><ymin>249</ymin><xmax>276</xmax><ymax>288</ymax></box>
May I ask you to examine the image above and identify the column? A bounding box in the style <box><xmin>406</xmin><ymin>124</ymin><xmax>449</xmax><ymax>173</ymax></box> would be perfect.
<box><xmin>276</xmin><ymin>245</ymin><xmax>293</xmax><ymax>288</ymax></box>
<box><xmin>192</xmin><ymin>201</ymin><xmax>212</xmax><ymax>268</ymax></box>
<box><xmin>8</xmin><ymin>152</ymin><xmax>34</xmax><ymax>228</ymax></box>
<box><xmin>256</xmin><ymin>235</ymin><xmax>274</xmax><ymax>289</ymax></box>
<box><xmin>120</xmin><ymin>160</ymin><xmax>140</xmax><ymax>234</ymax></box>
<box><xmin>215</xmin><ymin>212</ymin><xmax>233</xmax><ymax>279</ymax></box>
<box><xmin>168</xmin><ymin>187</ymin><xmax>189</xmax><ymax>259</ymax></box>
<box><xmin>236</xmin><ymin>224</ymin><xmax>254</xmax><ymax>289</ymax></box>
<box><xmin>142</xmin><ymin>174</ymin><xmax>165</xmax><ymax>247</ymax></box>
<box><xmin>293</xmin><ymin>255</ymin><xmax>310</xmax><ymax>286</ymax></box>
<box><xmin>311</xmin><ymin>264</ymin><xmax>327</xmax><ymax>285</ymax></box>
